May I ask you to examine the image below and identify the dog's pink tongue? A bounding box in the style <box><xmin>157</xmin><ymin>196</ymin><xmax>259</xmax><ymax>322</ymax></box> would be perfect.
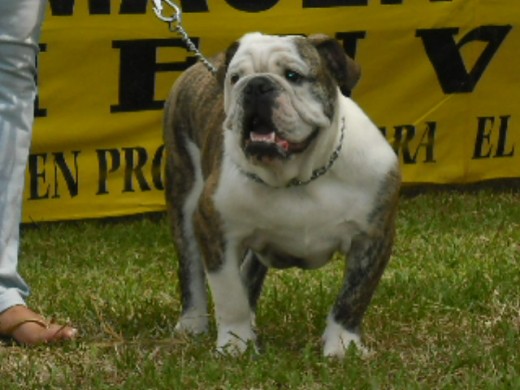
<box><xmin>276</xmin><ymin>137</ymin><xmax>290</xmax><ymax>151</ymax></box>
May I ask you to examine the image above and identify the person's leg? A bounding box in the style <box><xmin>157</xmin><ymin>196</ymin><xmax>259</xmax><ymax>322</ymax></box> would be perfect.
<box><xmin>0</xmin><ymin>0</ymin><xmax>77</xmax><ymax>344</ymax></box>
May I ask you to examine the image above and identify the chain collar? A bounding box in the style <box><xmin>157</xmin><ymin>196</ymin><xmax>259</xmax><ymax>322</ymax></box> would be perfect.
<box><xmin>240</xmin><ymin>117</ymin><xmax>345</xmax><ymax>188</ymax></box>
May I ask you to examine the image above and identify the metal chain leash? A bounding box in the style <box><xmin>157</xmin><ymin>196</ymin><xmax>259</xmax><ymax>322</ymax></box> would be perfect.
<box><xmin>152</xmin><ymin>0</ymin><xmax>217</xmax><ymax>74</ymax></box>
<box><xmin>153</xmin><ymin>1</ymin><xmax>344</xmax><ymax>189</ymax></box>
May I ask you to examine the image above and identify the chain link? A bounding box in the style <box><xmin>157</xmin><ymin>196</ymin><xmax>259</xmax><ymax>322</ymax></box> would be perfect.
<box><xmin>152</xmin><ymin>0</ymin><xmax>217</xmax><ymax>74</ymax></box>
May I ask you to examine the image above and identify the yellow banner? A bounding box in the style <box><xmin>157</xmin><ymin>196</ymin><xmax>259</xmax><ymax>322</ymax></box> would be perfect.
<box><xmin>23</xmin><ymin>0</ymin><xmax>519</xmax><ymax>222</ymax></box>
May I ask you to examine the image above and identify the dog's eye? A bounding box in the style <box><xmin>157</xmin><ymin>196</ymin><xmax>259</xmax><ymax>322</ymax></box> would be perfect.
<box><xmin>230</xmin><ymin>74</ymin><xmax>240</xmax><ymax>85</ymax></box>
<box><xmin>285</xmin><ymin>70</ymin><xmax>304</xmax><ymax>84</ymax></box>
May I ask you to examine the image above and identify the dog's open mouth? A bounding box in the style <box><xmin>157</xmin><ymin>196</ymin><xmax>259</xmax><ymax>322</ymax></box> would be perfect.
<box><xmin>243</xmin><ymin>116</ymin><xmax>317</xmax><ymax>161</ymax></box>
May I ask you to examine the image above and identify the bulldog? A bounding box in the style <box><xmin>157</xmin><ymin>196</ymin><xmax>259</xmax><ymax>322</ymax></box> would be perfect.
<box><xmin>163</xmin><ymin>32</ymin><xmax>400</xmax><ymax>358</ymax></box>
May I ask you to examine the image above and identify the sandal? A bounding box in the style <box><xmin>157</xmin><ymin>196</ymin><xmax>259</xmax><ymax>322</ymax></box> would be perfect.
<box><xmin>0</xmin><ymin>305</ymin><xmax>77</xmax><ymax>346</ymax></box>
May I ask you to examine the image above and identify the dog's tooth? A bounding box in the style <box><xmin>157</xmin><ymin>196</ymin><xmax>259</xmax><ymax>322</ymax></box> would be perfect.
<box><xmin>250</xmin><ymin>131</ymin><xmax>276</xmax><ymax>143</ymax></box>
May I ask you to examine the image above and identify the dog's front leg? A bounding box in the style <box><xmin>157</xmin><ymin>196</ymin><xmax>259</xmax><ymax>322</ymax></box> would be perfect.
<box><xmin>207</xmin><ymin>245</ymin><xmax>256</xmax><ymax>356</ymax></box>
<box><xmin>323</xmin><ymin>220</ymin><xmax>396</xmax><ymax>358</ymax></box>
<box><xmin>194</xmin><ymin>191</ymin><xmax>255</xmax><ymax>356</ymax></box>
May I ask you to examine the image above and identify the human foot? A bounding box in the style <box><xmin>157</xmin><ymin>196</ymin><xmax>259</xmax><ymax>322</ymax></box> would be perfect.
<box><xmin>0</xmin><ymin>305</ymin><xmax>77</xmax><ymax>346</ymax></box>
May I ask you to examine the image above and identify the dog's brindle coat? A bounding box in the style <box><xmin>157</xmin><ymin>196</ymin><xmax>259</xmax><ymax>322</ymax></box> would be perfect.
<box><xmin>164</xmin><ymin>33</ymin><xmax>400</xmax><ymax>358</ymax></box>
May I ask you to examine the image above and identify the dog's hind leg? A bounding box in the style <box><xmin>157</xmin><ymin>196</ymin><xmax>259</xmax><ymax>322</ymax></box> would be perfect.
<box><xmin>165</xmin><ymin>137</ymin><xmax>209</xmax><ymax>335</ymax></box>
<box><xmin>241</xmin><ymin>250</ymin><xmax>268</xmax><ymax>323</ymax></box>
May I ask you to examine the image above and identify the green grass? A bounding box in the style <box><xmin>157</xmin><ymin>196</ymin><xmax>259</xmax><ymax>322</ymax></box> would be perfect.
<box><xmin>1</xmin><ymin>191</ymin><xmax>519</xmax><ymax>389</ymax></box>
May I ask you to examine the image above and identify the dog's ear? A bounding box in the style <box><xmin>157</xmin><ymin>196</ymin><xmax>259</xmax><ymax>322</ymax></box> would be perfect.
<box><xmin>308</xmin><ymin>34</ymin><xmax>361</xmax><ymax>96</ymax></box>
<box><xmin>216</xmin><ymin>41</ymin><xmax>240</xmax><ymax>87</ymax></box>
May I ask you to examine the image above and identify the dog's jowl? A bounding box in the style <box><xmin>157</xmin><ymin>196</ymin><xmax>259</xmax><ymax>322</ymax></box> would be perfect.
<box><xmin>163</xmin><ymin>33</ymin><xmax>400</xmax><ymax>358</ymax></box>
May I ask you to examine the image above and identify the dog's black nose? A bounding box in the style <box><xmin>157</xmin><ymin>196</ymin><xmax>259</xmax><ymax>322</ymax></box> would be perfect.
<box><xmin>242</xmin><ymin>77</ymin><xmax>277</xmax><ymax>137</ymax></box>
<box><xmin>244</xmin><ymin>76</ymin><xmax>275</xmax><ymax>96</ymax></box>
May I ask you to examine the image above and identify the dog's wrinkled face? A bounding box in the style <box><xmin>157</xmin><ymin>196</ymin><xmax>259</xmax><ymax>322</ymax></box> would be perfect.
<box><xmin>221</xmin><ymin>33</ymin><xmax>353</xmax><ymax>167</ymax></box>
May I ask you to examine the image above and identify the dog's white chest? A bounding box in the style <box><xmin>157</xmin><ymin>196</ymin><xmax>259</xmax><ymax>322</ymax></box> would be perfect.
<box><xmin>214</xmin><ymin>167</ymin><xmax>375</xmax><ymax>268</ymax></box>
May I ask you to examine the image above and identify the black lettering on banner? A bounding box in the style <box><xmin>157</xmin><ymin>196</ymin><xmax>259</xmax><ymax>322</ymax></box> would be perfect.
<box><xmin>335</xmin><ymin>31</ymin><xmax>366</xmax><ymax>59</ymax></box>
<box><xmin>111</xmin><ymin>39</ymin><xmax>197</xmax><ymax>113</ymax></box>
<box><xmin>27</xmin><ymin>152</ymin><xmax>80</xmax><ymax>200</ymax></box>
<box><xmin>303</xmin><ymin>0</ymin><xmax>367</xmax><ymax>7</ymax></box>
<box><xmin>96</xmin><ymin>149</ymin><xmax>121</xmax><ymax>194</ymax></box>
<box><xmin>334</xmin><ymin>32</ymin><xmax>366</xmax><ymax>96</ymax></box>
<box><xmin>48</xmin><ymin>0</ymin><xmax>456</xmax><ymax>14</ymax></box>
<box><xmin>303</xmin><ymin>0</ymin><xmax>452</xmax><ymax>7</ymax></box>
<box><xmin>495</xmin><ymin>116</ymin><xmax>515</xmax><ymax>158</ymax></box>
<box><xmin>35</xmin><ymin>44</ymin><xmax>47</xmax><ymax>118</ymax></box>
<box><xmin>28</xmin><ymin>154</ymin><xmax>48</xmax><ymax>200</ymax></box>
<box><xmin>416</xmin><ymin>25</ymin><xmax>512</xmax><ymax>93</ymax></box>
<box><xmin>89</xmin><ymin>0</ymin><xmax>110</xmax><ymax>14</ymax></box>
<box><xmin>152</xmin><ymin>145</ymin><xmax>165</xmax><ymax>190</ymax></box>
<box><xmin>381</xmin><ymin>122</ymin><xmax>437</xmax><ymax>164</ymax></box>
<box><xmin>123</xmin><ymin>147</ymin><xmax>152</xmax><ymax>192</ymax></box>
<box><xmin>97</xmin><ymin>146</ymin><xmax>164</xmax><ymax>194</ymax></box>
<box><xmin>48</xmin><ymin>0</ymin><xmax>148</xmax><ymax>15</ymax></box>
<box><xmin>178</xmin><ymin>0</ymin><xmax>209</xmax><ymax>12</ymax></box>
<box><xmin>413</xmin><ymin>122</ymin><xmax>437</xmax><ymax>163</ymax></box>
<box><xmin>224</xmin><ymin>0</ymin><xmax>279</xmax><ymax>12</ymax></box>
<box><xmin>380</xmin><ymin>0</ymin><xmax>452</xmax><ymax>4</ymax></box>
<box><xmin>48</xmin><ymin>0</ymin><xmax>74</xmax><ymax>16</ymax></box>
<box><xmin>119</xmin><ymin>0</ymin><xmax>147</xmax><ymax>14</ymax></box>
<box><xmin>394</xmin><ymin>125</ymin><xmax>416</xmax><ymax>163</ymax></box>
<box><xmin>473</xmin><ymin>115</ymin><xmax>515</xmax><ymax>159</ymax></box>
<box><xmin>53</xmin><ymin>152</ymin><xmax>80</xmax><ymax>198</ymax></box>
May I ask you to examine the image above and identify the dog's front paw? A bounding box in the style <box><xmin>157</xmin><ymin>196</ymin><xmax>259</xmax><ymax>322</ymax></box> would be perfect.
<box><xmin>174</xmin><ymin>310</ymin><xmax>209</xmax><ymax>335</ymax></box>
<box><xmin>216</xmin><ymin>324</ymin><xmax>256</xmax><ymax>356</ymax></box>
<box><xmin>322</xmin><ymin>316</ymin><xmax>368</xmax><ymax>359</ymax></box>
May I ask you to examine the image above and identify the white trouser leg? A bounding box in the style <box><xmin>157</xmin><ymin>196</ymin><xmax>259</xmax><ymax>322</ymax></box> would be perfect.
<box><xmin>0</xmin><ymin>0</ymin><xmax>47</xmax><ymax>313</ymax></box>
